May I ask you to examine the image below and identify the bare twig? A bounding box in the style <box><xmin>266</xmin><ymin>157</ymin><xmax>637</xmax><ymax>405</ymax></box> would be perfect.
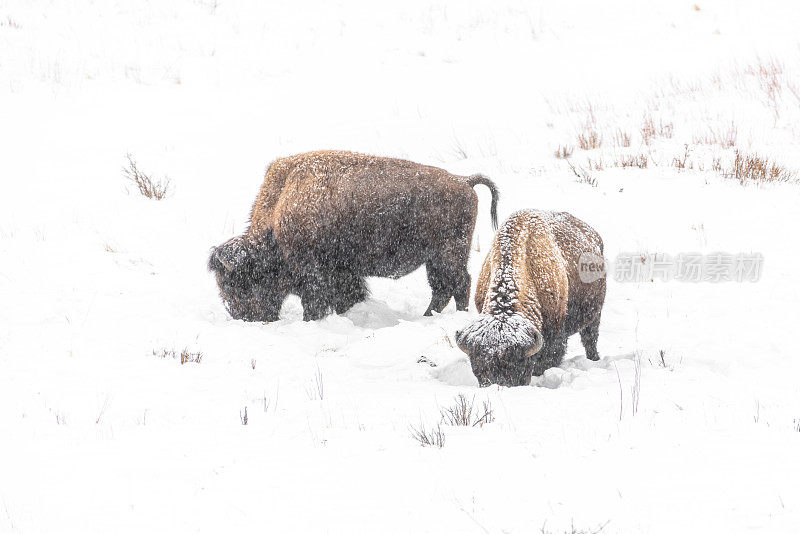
<box><xmin>123</xmin><ymin>153</ymin><xmax>171</xmax><ymax>200</ymax></box>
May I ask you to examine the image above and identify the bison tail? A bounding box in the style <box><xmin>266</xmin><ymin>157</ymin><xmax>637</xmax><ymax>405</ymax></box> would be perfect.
<box><xmin>466</xmin><ymin>174</ymin><xmax>499</xmax><ymax>231</ymax></box>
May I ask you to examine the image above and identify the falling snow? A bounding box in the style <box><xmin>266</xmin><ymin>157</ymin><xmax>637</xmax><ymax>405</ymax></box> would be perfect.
<box><xmin>2</xmin><ymin>1</ymin><xmax>800</xmax><ymax>533</ymax></box>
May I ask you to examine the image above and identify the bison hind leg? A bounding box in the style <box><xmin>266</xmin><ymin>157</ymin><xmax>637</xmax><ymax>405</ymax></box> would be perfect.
<box><xmin>424</xmin><ymin>258</ymin><xmax>470</xmax><ymax>316</ymax></box>
<box><xmin>423</xmin><ymin>262</ymin><xmax>453</xmax><ymax>316</ymax></box>
<box><xmin>580</xmin><ymin>314</ymin><xmax>601</xmax><ymax>361</ymax></box>
<box><xmin>299</xmin><ymin>270</ymin><xmax>369</xmax><ymax>320</ymax></box>
<box><xmin>452</xmin><ymin>271</ymin><xmax>471</xmax><ymax>311</ymax></box>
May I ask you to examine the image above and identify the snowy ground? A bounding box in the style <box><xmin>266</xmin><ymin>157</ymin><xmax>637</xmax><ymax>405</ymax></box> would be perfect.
<box><xmin>2</xmin><ymin>1</ymin><xmax>800</xmax><ymax>532</ymax></box>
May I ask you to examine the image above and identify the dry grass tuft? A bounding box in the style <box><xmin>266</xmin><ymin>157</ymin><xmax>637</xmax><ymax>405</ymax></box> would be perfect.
<box><xmin>745</xmin><ymin>57</ymin><xmax>784</xmax><ymax>117</ymax></box>
<box><xmin>576</xmin><ymin>115</ymin><xmax>602</xmax><ymax>150</ymax></box>
<box><xmin>440</xmin><ymin>394</ymin><xmax>495</xmax><ymax>427</ymax></box>
<box><xmin>694</xmin><ymin>121</ymin><xmax>737</xmax><ymax>147</ymax></box>
<box><xmin>640</xmin><ymin>116</ymin><xmax>673</xmax><ymax>145</ymax></box>
<box><xmin>540</xmin><ymin>521</ymin><xmax>610</xmax><ymax>534</ymax></box>
<box><xmin>586</xmin><ymin>157</ymin><xmax>604</xmax><ymax>171</ymax></box>
<box><xmin>721</xmin><ymin>151</ymin><xmax>797</xmax><ymax>185</ymax></box>
<box><xmin>566</xmin><ymin>159</ymin><xmax>597</xmax><ymax>187</ymax></box>
<box><xmin>410</xmin><ymin>422</ymin><xmax>445</xmax><ymax>448</ymax></box>
<box><xmin>554</xmin><ymin>145</ymin><xmax>574</xmax><ymax>159</ymax></box>
<box><xmin>1</xmin><ymin>16</ymin><xmax>21</xmax><ymax>29</ymax></box>
<box><xmin>153</xmin><ymin>348</ymin><xmax>203</xmax><ymax>364</ymax></box>
<box><xmin>451</xmin><ymin>137</ymin><xmax>468</xmax><ymax>160</ymax></box>
<box><xmin>306</xmin><ymin>365</ymin><xmax>325</xmax><ymax>400</ymax></box>
<box><xmin>788</xmin><ymin>81</ymin><xmax>800</xmax><ymax>105</ymax></box>
<box><xmin>123</xmin><ymin>154</ymin><xmax>171</xmax><ymax>200</ymax></box>
<box><xmin>672</xmin><ymin>145</ymin><xmax>692</xmax><ymax>170</ymax></box>
<box><xmin>615</xmin><ymin>154</ymin><xmax>648</xmax><ymax>169</ymax></box>
<box><xmin>614</xmin><ymin>128</ymin><xmax>631</xmax><ymax>147</ymax></box>
<box><xmin>539</xmin><ymin>520</ymin><xmax>610</xmax><ymax>534</ymax></box>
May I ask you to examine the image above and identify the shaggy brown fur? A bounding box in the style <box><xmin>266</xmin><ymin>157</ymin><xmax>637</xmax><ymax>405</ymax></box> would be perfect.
<box><xmin>209</xmin><ymin>150</ymin><xmax>499</xmax><ymax>321</ymax></box>
<box><xmin>455</xmin><ymin>210</ymin><xmax>606</xmax><ymax>387</ymax></box>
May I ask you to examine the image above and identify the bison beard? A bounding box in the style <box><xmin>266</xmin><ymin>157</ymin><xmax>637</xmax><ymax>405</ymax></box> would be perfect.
<box><xmin>208</xmin><ymin>151</ymin><xmax>499</xmax><ymax>321</ymax></box>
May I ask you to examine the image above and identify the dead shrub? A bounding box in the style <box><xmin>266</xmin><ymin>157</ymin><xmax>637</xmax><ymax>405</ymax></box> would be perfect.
<box><xmin>123</xmin><ymin>154</ymin><xmax>171</xmax><ymax>200</ymax></box>
<box><xmin>722</xmin><ymin>151</ymin><xmax>797</xmax><ymax>185</ymax></box>
<box><xmin>440</xmin><ymin>394</ymin><xmax>495</xmax><ymax>427</ymax></box>
<box><xmin>410</xmin><ymin>422</ymin><xmax>445</xmax><ymax>448</ymax></box>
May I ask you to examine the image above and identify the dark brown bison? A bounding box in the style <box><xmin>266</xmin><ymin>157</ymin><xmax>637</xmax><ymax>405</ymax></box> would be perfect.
<box><xmin>208</xmin><ymin>150</ymin><xmax>499</xmax><ymax>321</ymax></box>
<box><xmin>455</xmin><ymin>210</ymin><xmax>606</xmax><ymax>387</ymax></box>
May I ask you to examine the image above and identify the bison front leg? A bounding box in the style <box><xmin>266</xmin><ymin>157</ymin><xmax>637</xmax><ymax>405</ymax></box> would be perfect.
<box><xmin>531</xmin><ymin>336</ymin><xmax>568</xmax><ymax>377</ymax></box>
<box><xmin>332</xmin><ymin>274</ymin><xmax>369</xmax><ymax>315</ymax></box>
<box><xmin>300</xmin><ymin>292</ymin><xmax>329</xmax><ymax>321</ymax></box>
<box><xmin>298</xmin><ymin>266</ymin><xmax>336</xmax><ymax>321</ymax></box>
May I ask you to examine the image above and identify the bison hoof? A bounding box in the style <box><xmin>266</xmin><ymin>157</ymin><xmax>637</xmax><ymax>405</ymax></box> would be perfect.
<box><xmin>587</xmin><ymin>353</ymin><xmax>600</xmax><ymax>361</ymax></box>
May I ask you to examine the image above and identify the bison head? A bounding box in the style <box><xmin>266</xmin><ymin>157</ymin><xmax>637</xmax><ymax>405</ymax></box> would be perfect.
<box><xmin>455</xmin><ymin>313</ymin><xmax>543</xmax><ymax>387</ymax></box>
<box><xmin>207</xmin><ymin>234</ymin><xmax>290</xmax><ymax>322</ymax></box>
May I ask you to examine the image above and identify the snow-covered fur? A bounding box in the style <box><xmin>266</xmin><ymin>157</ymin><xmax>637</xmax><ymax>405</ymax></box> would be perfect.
<box><xmin>456</xmin><ymin>210</ymin><xmax>606</xmax><ymax>387</ymax></box>
<box><xmin>209</xmin><ymin>150</ymin><xmax>499</xmax><ymax>321</ymax></box>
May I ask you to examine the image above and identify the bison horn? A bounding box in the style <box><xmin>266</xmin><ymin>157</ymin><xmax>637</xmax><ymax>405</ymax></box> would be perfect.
<box><xmin>213</xmin><ymin>236</ymin><xmax>249</xmax><ymax>272</ymax></box>
<box><xmin>524</xmin><ymin>329</ymin><xmax>544</xmax><ymax>357</ymax></box>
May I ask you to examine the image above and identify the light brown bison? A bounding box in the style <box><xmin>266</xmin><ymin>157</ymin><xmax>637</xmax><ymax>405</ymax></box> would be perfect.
<box><xmin>209</xmin><ymin>150</ymin><xmax>499</xmax><ymax>321</ymax></box>
<box><xmin>455</xmin><ymin>210</ymin><xmax>606</xmax><ymax>387</ymax></box>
